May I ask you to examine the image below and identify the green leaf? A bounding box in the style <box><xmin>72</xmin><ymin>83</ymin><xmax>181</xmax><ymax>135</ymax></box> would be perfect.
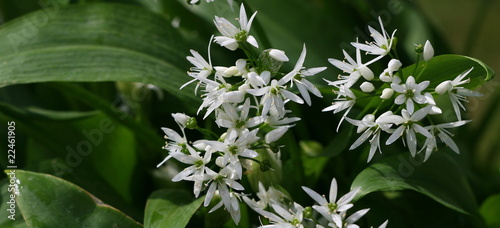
<box><xmin>0</xmin><ymin>104</ymin><xmax>139</xmax><ymax>203</ymax></box>
<box><xmin>144</xmin><ymin>189</ymin><xmax>204</xmax><ymax>228</ymax></box>
<box><xmin>0</xmin><ymin>3</ymin><xmax>198</xmax><ymax>107</ymax></box>
<box><xmin>480</xmin><ymin>193</ymin><xmax>500</xmax><ymax>228</ymax></box>
<box><xmin>6</xmin><ymin>170</ymin><xmax>142</xmax><ymax>228</ymax></box>
<box><xmin>0</xmin><ymin>178</ymin><xmax>27</xmax><ymax>227</ymax></box>
<box><xmin>404</xmin><ymin>54</ymin><xmax>495</xmax><ymax>88</ymax></box>
<box><xmin>351</xmin><ymin>152</ymin><xmax>479</xmax><ymax>215</ymax></box>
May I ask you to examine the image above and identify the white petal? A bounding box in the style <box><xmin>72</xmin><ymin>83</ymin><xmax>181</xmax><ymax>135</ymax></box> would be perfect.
<box><xmin>328</xmin><ymin>178</ymin><xmax>338</xmax><ymax>203</ymax></box>
<box><xmin>302</xmin><ymin>186</ymin><xmax>328</xmax><ymax>205</ymax></box>
<box><xmin>386</xmin><ymin>126</ymin><xmax>404</xmax><ymax>145</ymax></box>
<box><xmin>281</xmin><ymin>89</ymin><xmax>304</xmax><ymax>104</ymax></box>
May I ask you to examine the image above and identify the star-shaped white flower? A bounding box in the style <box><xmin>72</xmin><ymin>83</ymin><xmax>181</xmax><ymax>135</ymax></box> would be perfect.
<box><xmin>435</xmin><ymin>67</ymin><xmax>482</xmax><ymax>120</ymax></box>
<box><xmin>420</xmin><ymin>120</ymin><xmax>470</xmax><ymax>161</ymax></box>
<box><xmin>351</xmin><ymin>17</ymin><xmax>396</xmax><ymax>60</ymax></box>
<box><xmin>213</xmin><ymin>3</ymin><xmax>258</xmax><ymax>50</ymax></box>
<box><xmin>302</xmin><ymin>178</ymin><xmax>360</xmax><ymax>224</ymax></box>
<box><xmin>328</xmin><ymin>46</ymin><xmax>374</xmax><ymax>88</ymax></box>
<box><xmin>391</xmin><ymin>76</ymin><xmax>430</xmax><ymax>114</ymax></box>
<box><xmin>346</xmin><ymin>111</ymin><xmax>399</xmax><ymax>162</ymax></box>
<box><xmin>289</xmin><ymin>45</ymin><xmax>326</xmax><ymax>106</ymax></box>
<box><xmin>157</xmin><ymin>127</ymin><xmax>195</xmax><ymax>167</ymax></box>
<box><xmin>322</xmin><ymin>85</ymin><xmax>356</xmax><ymax>131</ymax></box>
<box><xmin>182</xmin><ymin>37</ymin><xmax>214</xmax><ymax>91</ymax></box>
<box><xmin>215</xmin><ymin>98</ymin><xmax>265</xmax><ymax>135</ymax></box>
<box><xmin>385</xmin><ymin>106</ymin><xmax>433</xmax><ymax>157</ymax></box>
<box><xmin>171</xmin><ymin>149</ymin><xmax>212</xmax><ymax>198</ymax></box>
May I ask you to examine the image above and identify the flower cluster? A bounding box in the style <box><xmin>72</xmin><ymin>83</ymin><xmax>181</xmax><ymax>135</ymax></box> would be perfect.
<box><xmin>158</xmin><ymin>4</ymin><xmax>326</xmax><ymax>224</ymax></box>
<box><xmin>243</xmin><ymin>178</ymin><xmax>388</xmax><ymax>228</ymax></box>
<box><xmin>324</xmin><ymin>17</ymin><xmax>482</xmax><ymax>162</ymax></box>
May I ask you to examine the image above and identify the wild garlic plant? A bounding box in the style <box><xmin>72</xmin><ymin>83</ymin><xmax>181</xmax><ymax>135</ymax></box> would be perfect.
<box><xmin>324</xmin><ymin>17</ymin><xmax>482</xmax><ymax>162</ymax></box>
<box><xmin>157</xmin><ymin>3</ymin><xmax>483</xmax><ymax>228</ymax></box>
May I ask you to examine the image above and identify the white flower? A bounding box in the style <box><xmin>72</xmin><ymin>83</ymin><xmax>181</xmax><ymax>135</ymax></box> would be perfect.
<box><xmin>245</xmin><ymin>200</ymin><xmax>305</xmax><ymax>228</ymax></box>
<box><xmin>201</xmin><ymin>129</ymin><xmax>260</xmax><ymax>179</ymax></box>
<box><xmin>247</xmin><ymin>71</ymin><xmax>304</xmax><ymax>118</ymax></box>
<box><xmin>182</xmin><ymin>43</ymin><xmax>214</xmax><ymax>90</ymax></box>
<box><xmin>215</xmin><ymin>98</ymin><xmax>265</xmax><ymax>135</ymax></box>
<box><xmin>423</xmin><ymin>40</ymin><xmax>434</xmax><ymax>61</ymax></box>
<box><xmin>351</xmin><ymin>17</ymin><xmax>396</xmax><ymax>60</ymax></box>
<box><xmin>243</xmin><ymin>182</ymin><xmax>288</xmax><ymax>209</ymax></box>
<box><xmin>391</xmin><ymin>76</ymin><xmax>430</xmax><ymax>114</ymax></box>
<box><xmin>204</xmin><ymin>164</ymin><xmax>245</xmax><ymax>213</ymax></box>
<box><xmin>346</xmin><ymin>111</ymin><xmax>398</xmax><ymax>162</ymax></box>
<box><xmin>322</xmin><ymin>85</ymin><xmax>356</xmax><ymax>131</ymax></box>
<box><xmin>213</xmin><ymin>3</ymin><xmax>258</xmax><ymax>50</ymax></box>
<box><xmin>302</xmin><ymin>178</ymin><xmax>360</xmax><ymax>224</ymax></box>
<box><xmin>157</xmin><ymin>127</ymin><xmax>194</xmax><ymax>167</ymax></box>
<box><xmin>171</xmin><ymin>149</ymin><xmax>212</xmax><ymax>198</ymax></box>
<box><xmin>209</xmin><ymin>191</ymin><xmax>242</xmax><ymax>224</ymax></box>
<box><xmin>289</xmin><ymin>45</ymin><xmax>326</xmax><ymax>106</ymax></box>
<box><xmin>420</xmin><ymin>120</ymin><xmax>470</xmax><ymax>161</ymax></box>
<box><xmin>328</xmin><ymin>47</ymin><xmax>374</xmax><ymax>88</ymax></box>
<box><xmin>434</xmin><ymin>67</ymin><xmax>482</xmax><ymax>120</ymax></box>
<box><xmin>196</xmin><ymin>77</ymin><xmax>245</xmax><ymax>119</ymax></box>
<box><xmin>385</xmin><ymin>106</ymin><xmax>433</xmax><ymax>157</ymax></box>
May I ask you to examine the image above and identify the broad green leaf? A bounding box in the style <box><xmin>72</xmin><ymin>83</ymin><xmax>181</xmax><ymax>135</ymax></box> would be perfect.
<box><xmin>6</xmin><ymin>170</ymin><xmax>142</xmax><ymax>228</ymax></box>
<box><xmin>0</xmin><ymin>178</ymin><xmax>27</xmax><ymax>227</ymax></box>
<box><xmin>403</xmin><ymin>54</ymin><xmax>495</xmax><ymax>88</ymax></box>
<box><xmin>144</xmin><ymin>189</ymin><xmax>204</xmax><ymax>228</ymax></box>
<box><xmin>351</xmin><ymin>152</ymin><xmax>479</xmax><ymax>215</ymax></box>
<box><xmin>0</xmin><ymin>3</ymin><xmax>198</xmax><ymax>108</ymax></box>
<box><xmin>480</xmin><ymin>193</ymin><xmax>500</xmax><ymax>228</ymax></box>
<box><xmin>0</xmin><ymin>104</ymin><xmax>138</xmax><ymax>203</ymax></box>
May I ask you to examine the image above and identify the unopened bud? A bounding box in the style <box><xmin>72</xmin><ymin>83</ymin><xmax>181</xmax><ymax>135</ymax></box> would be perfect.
<box><xmin>423</xmin><ymin>40</ymin><xmax>434</xmax><ymax>61</ymax></box>
<box><xmin>360</xmin><ymin>82</ymin><xmax>375</xmax><ymax>93</ymax></box>
<box><xmin>380</xmin><ymin>88</ymin><xmax>394</xmax><ymax>99</ymax></box>
<box><xmin>172</xmin><ymin>113</ymin><xmax>190</xmax><ymax>128</ymax></box>
<box><xmin>186</xmin><ymin>117</ymin><xmax>197</xmax><ymax>129</ymax></box>
<box><xmin>388</xmin><ymin>59</ymin><xmax>402</xmax><ymax>72</ymax></box>
<box><xmin>435</xmin><ymin>80</ymin><xmax>452</xmax><ymax>95</ymax></box>
<box><xmin>415</xmin><ymin>43</ymin><xmax>424</xmax><ymax>54</ymax></box>
<box><xmin>269</xmin><ymin>49</ymin><xmax>289</xmax><ymax>62</ymax></box>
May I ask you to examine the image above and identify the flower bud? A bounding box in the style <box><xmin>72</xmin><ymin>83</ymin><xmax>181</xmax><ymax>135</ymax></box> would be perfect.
<box><xmin>415</xmin><ymin>43</ymin><xmax>423</xmax><ymax>54</ymax></box>
<box><xmin>269</xmin><ymin>49</ymin><xmax>289</xmax><ymax>62</ymax></box>
<box><xmin>380</xmin><ymin>88</ymin><xmax>394</xmax><ymax>99</ymax></box>
<box><xmin>259</xmin><ymin>49</ymin><xmax>285</xmax><ymax>73</ymax></box>
<box><xmin>379</xmin><ymin>70</ymin><xmax>392</xmax><ymax>82</ymax></box>
<box><xmin>172</xmin><ymin>113</ymin><xmax>190</xmax><ymax>128</ymax></box>
<box><xmin>423</xmin><ymin>40</ymin><xmax>434</xmax><ymax>61</ymax></box>
<box><xmin>435</xmin><ymin>80</ymin><xmax>452</xmax><ymax>95</ymax></box>
<box><xmin>360</xmin><ymin>82</ymin><xmax>375</xmax><ymax>93</ymax></box>
<box><xmin>388</xmin><ymin>59</ymin><xmax>402</xmax><ymax>72</ymax></box>
<box><xmin>186</xmin><ymin>117</ymin><xmax>198</xmax><ymax>129</ymax></box>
